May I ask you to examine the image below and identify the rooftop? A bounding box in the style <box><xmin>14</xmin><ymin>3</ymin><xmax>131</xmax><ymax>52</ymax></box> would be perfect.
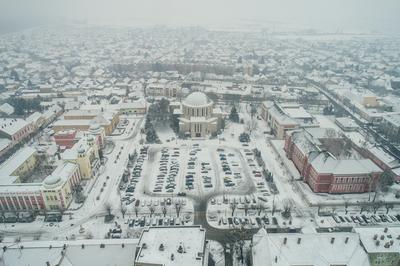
<box><xmin>252</xmin><ymin>229</ymin><xmax>369</xmax><ymax>266</ymax></box>
<box><xmin>43</xmin><ymin>162</ymin><xmax>77</xmax><ymax>189</ymax></box>
<box><xmin>0</xmin><ymin>146</ymin><xmax>37</xmax><ymax>181</ymax></box>
<box><xmin>335</xmin><ymin>117</ymin><xmax>359</xmax><ymax>130</ymax></box>
<box><xmin>64</xmin><ymin>109</ymin><xmax>101</xmax><ymax>117</ymax></box>
<box><xmin>383</xmin><ymin>113</ymin><xmax>400</xmax><ymax>127</ymax></box>
<box><xmin>183</xmin><ymin>92</ymin><xmax>212</xmax><ymax>107</ymax></box>
<box><xmin>0</xmin><ymin>103</ymin><xmax>14</xmax><ymax>115</ymax></box>
<box><xmin>355</xmin><ymin>227</ymin><xmax>400</xmax><ymax>253</ymax></box>
<box><xmin>0</xmin><ymin>118</ymin><xmax>29</xmax><ymax>136</ymax></box>
<box><xmin>291</xmin><ymin>128</ymin><xmax>381</xmax><ymax>175</ymax></box>
<box><xmin>0</xmin><ymin>138</ymin><xmax>11</xmax><ymax>151</ymax></box>
<box><xmin>135</xmin><ymin>226</ymin><xmax>206</xmax><ymax>266</ymax></box>
<box><xmin>0</xmin><ymin>238</ymin><xmax>138</xmax><ymax>266</ymax></box>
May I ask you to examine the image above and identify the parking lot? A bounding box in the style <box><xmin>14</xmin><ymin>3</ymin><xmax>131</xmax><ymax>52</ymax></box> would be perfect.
<box><xmin>119</xmin><ymin>146</ymin><xmax>149</xmax><ymax>206</ymax></box>
<box><xmin>141</xmin><ymin>143</ymin><xmax>258</xmax><ymax>198</ymax></box>
<box><xmin>206</xmin><ymin>194</ymin><xmax>298</xmax><ymax>230</ymax></box>
<box><xmin>126</xmin><ymin>213</ymin><xmax>193</xmax><ymax>229</ymax></box>
<box><xmin>330</xmin><ymin>213</ymin><xmax>400</xmax><ymax>227</ymax></box>
<box><xmin>150</xmin><ymin>147</ymin><xmax>181</xmax><ymax>194</ymax></box>
<box><xmin>183</xmin><ymin>143</ymin><xmax>217</xmax><ymax>194</ymax></box>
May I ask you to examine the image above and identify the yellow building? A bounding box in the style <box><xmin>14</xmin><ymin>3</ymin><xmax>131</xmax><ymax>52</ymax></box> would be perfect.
<box><xmin>0</xmin><ymin>146</ymin><xmax>37</xmax><ymax>184</ymax></box>
<box><xmin>261</xmin><ymin>101</ymin><xmax>299</xmax><ymax>139</ymax></box>
<box><xmin>53</xmin><ymin>109</ymin><xmax>119</xmax><ymax>136</ymax></box>
<box><xmin>0</xmin><ymin>147</ymin><xmax>83</xmax><ymax>212</ymax></box>
<box><xmin>362</xmin><ymin>95</ymin><xmax>379</xmax><ymax>108</ymax></box>
<box><xmin>42</xmin><ymin>162</ymin><xmax>81</xmax><ymax>211</ymax></box>
<box><xmin>62</xmin><ymin>135</ymin><xmax>100</xmax><ymax>180</ymax></box>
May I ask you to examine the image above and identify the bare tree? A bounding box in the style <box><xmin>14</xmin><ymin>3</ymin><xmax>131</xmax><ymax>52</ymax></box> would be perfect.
<box><xmin>162</xmin><ymin>205</ymin><xmax>168</xmax><ymax>217</ymax></box>
<box><xmin>121</xmin><ymin>206</ymin><xmax>127</xmax><ymax>219</ymax></box>
<box><xmin>134</xmin><ymin>206</ymin><xmax>140</xmax><ymax>218</ymax></box>
<box><xmin>371</xmin><ymin>201</ymin><xmax>382</xmax><ymax>214</ymax></box>
<box><xmin>282</xmin><ymin>199</ymin><xmax>292</xmax><ymax>219</ymax></box>
<box><xmin>344</xmin><ymin>201</ymin><xmax>349</xmax><ymax>215</ymax></box>
<box><xmin>243</xmin><ymin>203</ymin><xmax>249</xmax><ymax>216</ymax></box>
<box><xmin>246</xmin><ymin>119</ymin><xmax>258</xmax><ymax>135</ymax></box>
<box><xmin>175</xmin><ymin>202</ymin><xmax>183</xmax><ymax>217</ymax></box>
<box><xmin>148</xmin><ymin>206</ymin><xmax>155</xmax><ymax>217</ymax></box>
<box><xmin>384</xmin><ymin>202</ymin><xmax>393</xmax><ymax>214</ymax></box>
<box><xmin>359</xmin><ymin>202</ymin><xmax>369</xmax><ymax>214</ymax></box>
<box><xmin>272</xmin><ymin>198</ymin><xmax>277</xmax><ymax>216</ymax></box>
<box><xmin>256</xmin><ymin>203</ymin><xmax>266</xmax><ymax>216</ymax></box>
<box><xmin>104</xmin><ymin>202</ymin><xmax>112</xmax><ymax>217</ymax></box>
<box><xmin>230</xmin><ymin>201</ymin><xmax>238</xmax><ymax>216</ymax></box>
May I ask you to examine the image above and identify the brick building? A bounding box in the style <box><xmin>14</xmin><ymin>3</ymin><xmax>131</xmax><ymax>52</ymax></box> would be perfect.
<box><xmin>284</xmin><ymin>128</ymin><xmax>382</xmax><ymax>193</ymax></box>
<box><xmin>54</xmin><ymin>130</ymin><xmax>77</xmax><ymax>149</ymax></box>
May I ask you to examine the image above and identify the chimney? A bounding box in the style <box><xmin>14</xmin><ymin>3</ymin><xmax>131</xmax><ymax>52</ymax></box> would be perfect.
<box><xmin>331</xmin><ymin>237</ymin><xmax>335</xmax><ymax>244</ymax></box>
<box><xmin>345</xmin><ymin>237</ymin><xmax>349</xmax><ymax>244</ymax></box>
<box><xmin>297</xmin><ymin>238</ymin><xmax>301</xmax><ymax>244</ymax></box>
<box><xmin>283</xmin><ymin>237</ymin><xmax>287</xmax><ymax>245</ymax></box>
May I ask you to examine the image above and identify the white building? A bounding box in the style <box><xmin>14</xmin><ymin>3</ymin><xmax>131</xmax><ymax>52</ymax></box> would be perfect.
<box><xmin>0</xmin><ymin>238</ymin><xmax>138</xmax><ymax>266</ymax></box>
<box><xmin>355</xmin><ymin>227</ymin><xmax>400</xmax><ymax>266</ymax></box>
<box><xmin>178</xmin><ymin>92</ymin><xmax>223</xmax><ymax>138</ymax></box>
<box><xmin>252</xmin><ymin>228</ymin><xmax>370</xmax><ymax>266</ymax></box>
<box><xmin>135</xmin><ymin>226</ymin><xmax>207</xmax><ymax>266</ymax></box>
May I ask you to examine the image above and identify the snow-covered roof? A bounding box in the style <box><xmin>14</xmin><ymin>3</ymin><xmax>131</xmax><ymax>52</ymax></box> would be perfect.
<box><xmin>64</xmin><ymin>109</ymin><xmax>101</xmax><ymax>117</ymax></box>
<box><xmin>54</xmin><ymin>119</ymin><xmax>92</xmax><ymax>127</ymax></box>
<box><xmin>291</xmin><ymin>128</ymin><xmax>382</xmax><ymax>175</ymax></box>
<box><xmin>135</xmin><ymin>226</ymin><xmax>206</xmax><ymax>266</ymax></box>
<box><xmin>383</xmin><ymin>113</ymin><xmax>400</xmax><ymax>127</ymax></box>
<box><xmin>43</xmin><ymin>162</ymin><xmax>77</xmax><ymax>189</ymax></box>
<box><xmin>0</xmin><ymin>238</ymin><xmax>138</xmax><ymax>266</ymax></box>
<box><xmin>252</xmin><ymin>229</ymin><xmax>369</xmax><ymax>266</ymax></box>
<box><xmin>183</xmin><ymin>92</ymin><xmax>212</xmax><ymax>107</ymax></box>
<box><xmin>0</xmin><ymin>103</ymin><xmax>14</xmax><ymax>115</ymax></box>
<box><xmin>369</xmin><ymin>146</ymin><xmax>400</xmax><ymax>168</ymax></box>
<box><xmin>355</xmin><ymin>227</ymin><xmax>400</xmax><ymax>254</ymax></box>
<box><xmin>0</xmin><ymin>118</ymin><xmax>29</xmax><ymax>136</ymax></box>
<box><xmin>0</xmin><ymin>138</ymin><xmax>11</xmax><ymax>152</ymax></box>
<box><xmin>281</xmin><ymin>104</ymin><xmax>313</xmax><ymax>119</ymax></box>
<box><xmin>335</xmin><ymin>117</ymin><xmax>359</xmax><ymax>130</ymax></box>
<box><xmin>0</xmin><ymin>146</ymin><xmax>37</xmax><ymax>181</ymax></box>
<box><xmin>62</xmin><ymin>137</ymin><xmax>91</xmax><ymax>161</ymax></box>
<box><xmin>311</xmin><ymin>153</ymin><xmax>381</xmax><ymax>175</ymax></box>
<box><xmin>26</xmin><ymin>111</ymin><xmax>43</xmax><ymax>124</ymax></box>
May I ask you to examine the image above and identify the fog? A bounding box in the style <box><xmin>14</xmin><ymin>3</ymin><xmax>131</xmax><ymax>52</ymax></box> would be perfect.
<box><xmin>1</xmin><ymin>0</ymin><xmax>400</xmax><ymax>33</ymax></box>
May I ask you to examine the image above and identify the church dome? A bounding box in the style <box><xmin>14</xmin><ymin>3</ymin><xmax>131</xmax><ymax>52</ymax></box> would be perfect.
<box><xmin>183</xmin><ymin>92</ymin><xmax>211</xmax><ymax>107</ymax></box>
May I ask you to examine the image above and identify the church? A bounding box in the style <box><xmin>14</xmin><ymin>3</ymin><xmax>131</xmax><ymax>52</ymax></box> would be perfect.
<box><xmin>176</xmin><ymin>91</ymin><xmax>224</xmax><ymax>138</ymax></box>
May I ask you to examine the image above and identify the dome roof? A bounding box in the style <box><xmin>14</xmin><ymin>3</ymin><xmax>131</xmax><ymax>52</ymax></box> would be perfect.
<box><xmin>78</xmin><ymin>146</ymin><xmax>85</xmax><ymax>154</ymax></box>
<box><xmin>89</xmin><ymin>123</ymin><xmax>101</xmax><ymax>131</ymax></box>
<box><xmin>44</xmin><ymin>175</ymin><xmax>62</xmax><ymax>187</ymax></box>
<box><xmin>183</xmin><ymin>92</ymin><xmax>211</xmax><ymax>107</ymax></box>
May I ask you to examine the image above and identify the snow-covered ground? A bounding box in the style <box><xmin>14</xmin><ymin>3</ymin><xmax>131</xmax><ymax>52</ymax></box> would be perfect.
<box><xmin>3</xmin><ymin>102</ymin><xmax>400</xmax><ymax>246</ymax></box>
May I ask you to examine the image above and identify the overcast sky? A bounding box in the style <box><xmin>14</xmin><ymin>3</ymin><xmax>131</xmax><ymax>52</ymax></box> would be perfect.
<box><xmin>1</xmin><ymin>0</ymin><xmax>399</xmax><ymax>33</ymax></box>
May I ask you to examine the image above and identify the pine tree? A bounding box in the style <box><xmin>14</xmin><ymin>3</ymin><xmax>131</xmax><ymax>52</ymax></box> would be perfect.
<box><xmin>229</xmin><ymin>106</ymin><xmax>239</xmax><ymax>123</ymax></box>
